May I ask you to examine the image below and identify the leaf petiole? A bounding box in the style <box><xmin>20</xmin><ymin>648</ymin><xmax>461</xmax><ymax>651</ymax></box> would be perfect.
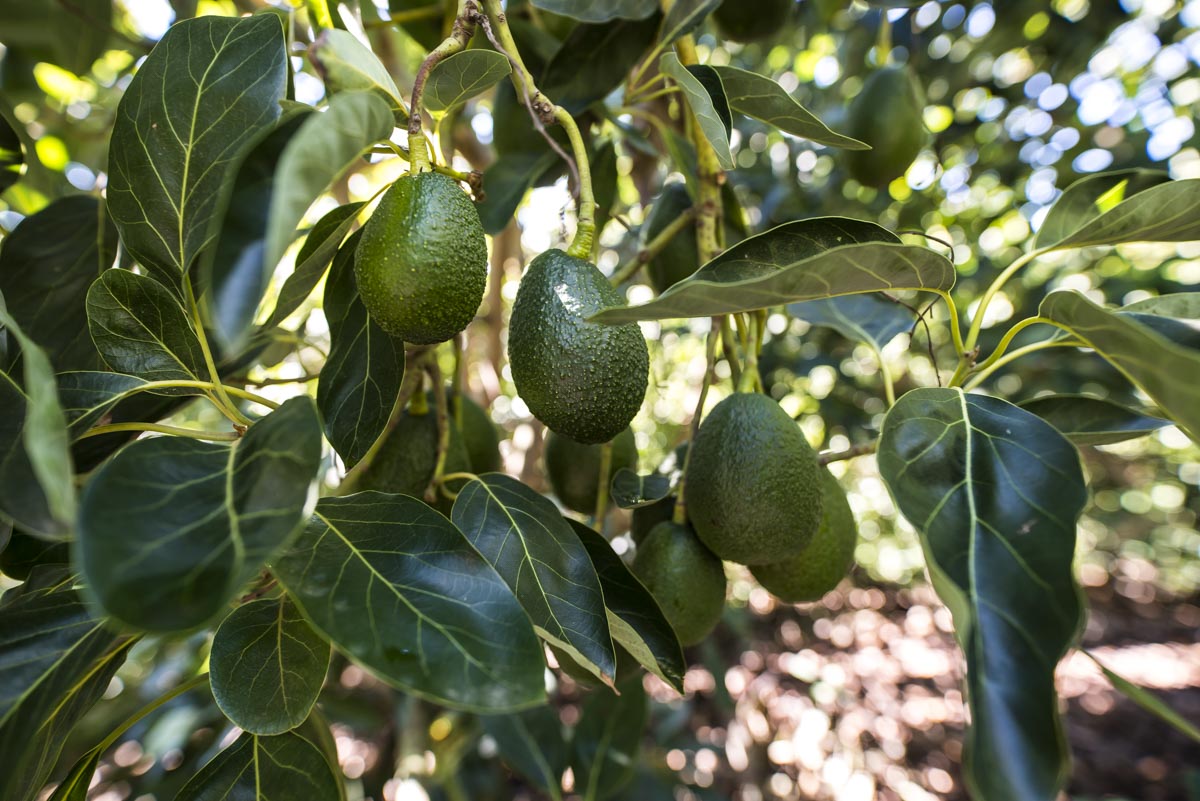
<box><xmin>79</xmin><ymin>422</ymin><xmax>241</xmax><ymax>442</ymax></box>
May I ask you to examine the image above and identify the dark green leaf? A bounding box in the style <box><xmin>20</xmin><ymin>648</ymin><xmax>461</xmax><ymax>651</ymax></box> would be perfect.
<box><xmin>78</xmin><ymin>397</ymin><xmax>323</xmax><ymax>631</ymax></box>
<box><xmin>1040</xmin><ymin>290</ymin><xmax>1200</xmax><ymax>442</ymax></box>
<box><xmin>0</xmin><ymin>569</ymin><xmax>131</xmax><ymax>801</ymax></box>
<box><xmin>609</xmin><ymin>469</ymin><xmax>671</xmax><ymax>509</ymax></box>
<box><xmin>1085</xmin><ymin>650</ymin><xmax>1200</xmax><ymax>743</ymax></box>
<box><xmin>0</xmin><ymin>0</ymin><xmax>112</xmax><ymax>76</ymax></box>
<box><xmin>540</xmin><ymin>15</ymin><xmax>662</xmax><ymax>115</ymax></box>
<box><xmin>788</xmin><ymin>293</ymin><xmax>914</xmax><ymax>351</ymax></box>
<box><xmin>451</xmin><ymin>474</ymin><xmax>617</xmax><ymax>684</ymax></box>
<box><xmin>571</xmin><ymin>674</ymin><xmax>648</xmax><ymax>800</ymax></box>
<box><xmin>210</xmin><ymin>596</ymin><xmax>331</xmax><ymax>735</ymax></box>
<box><xmin>86</xmin><ymin>269</ymin><xmax>208</xmax><ymax>387</ymax></box>
<box><xmin>569</xmin><ymin>520</ymin><xmax>686</xmax><ymax>692</ymax></box>
<box><xmin>272</xmin><ymin>492</ymin><xmax>546</xmax><ymax>711</ymax></box>
<box><xmin>106</xmin><ymin>15</ymin><xmax>288</xmax><ymax>288</ymax></box>
<box><xmin>476</xmin><ymin>152</ymin><xmax>558</xmax><ymax>235</ymax></box>
<box><xmin>531</xmin><ymin>0</ymin><xmax>657</xmax><ymax>22</ymax></box>
<box><xmin>319</xmin><ymin>230</ymin><xmax>364</xmax><ymax>328</ymax></box>
<box><xmin>1121</xmin><ymin>293</ymin><xmax>1200</xmax><ymax>350</ymax></box>
<box><xmin>1039</xmin><ymin>178</ymin><xmax>1200</xmax><ymax>251</ymax></box>
<box><xmin>688</xmin><ymin>66</ymin><xmax>732</xmax><ymax>138</ymax></box>
<box><xmin>174</xmin><ymin>731</ymin><xmax>341</xmax><ymax>801</ymax></box>
<box><xmin>308</xmin><ymin>28</ymin><xmax>405</xmax><ymax>113</ymax></box>
<box><xmin>1018</xmin><ymin>394</ymin><xmax>1169</xmax><ymax>446</ymax></box>
<box><xmin>0</xmin><ymin>532</ymin><xmax>70</xmax><ymax>581</ymax></box>
<box><xmin>659</xmin><ymin>0</ymin><xmax>722</xmax><ymax>44</ymax></box>
<box><xmin>878</xmin><ymin>388</ymin><xmax>1086</xmax><ymax>801</ymax></box>
<box><xmin>1034</xmin><ymin>169</ymin><xmax>1170</xmax><ymax>249</ymax></box>
<box><xmin>424</xmin><ymin>51</ymin><xmax>512</xmax><ymax>116</ymax></box>
<box><xmin>0</xmin><ymin>106</ymin><xmax>23</xmax><ymax>193</ymax></box>
<box><xmin>660</xmin><ymin>54</ymin><xmax>733</xmax><ymax>170</ymax></box>
<box><xmin>46</xmin><ymin>746</ymin><xmax>102</xmax><ymax>801</ymax></box>
<box><xmin>482</xmin><ymin>706</ymin><xmax>568</xmax><ymax>801</ymax></box>
<box><xmin>264</xmin><ymin>201</ymin><xmax>364</xmax><ymax>329</ymax></box>
<box><xmin>57</xmin><ymin>371</ymin><xmax>151</xmax><ymax>439</ymax></box>
<box><xmin>712</xmin><ymin>66</ymin><xmax>869</xmax><ymax>150</ymax></box>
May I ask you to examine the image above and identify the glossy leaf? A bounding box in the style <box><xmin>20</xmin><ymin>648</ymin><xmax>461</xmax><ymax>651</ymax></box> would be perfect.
<box><xmin>264</xmin><ymin>201</ymin><xmax>363</xmax><ymax>329</ymax></box>
<box><xmin>273</xmin><ymin>493</ymin><xmax>545</xmax><ymax>711</ymax></box>
<box><xmin>878</xmin><ymin>388</ymin><xmax>1086</xmax><ymax>801</ymax></box>
<box><xmin>531</xmin><ymin>0</ymin><xmax>656</xmax><ymax>22</ymax></box>
<box><xmin>540</xmin><ymin>15</ymin><xmax>662</xmax><ymax>115</ymax></box>
<box><xmin>1034</xmin><ymin>169</ymin><xmax>1170</xmax><ymax>249</ymax></box>
<box><xmin>0</xmin><ymin>195</ymin><xmax>117</xmax><ymax>371</ymax></box>
<box><xmin>174</xmin><ymin>730</ymin><xmax>341</xmax><ymax>801</ymax></box>
<box><xmin>1040</xmin><ymin>290</ymin><xmax>1200</xmax><ymax>442</ymax></box>
<box><xmin>264</xmin><ymin>91</ymin><xmax>394</xmax><ymax>285</ymax></box>
<box><xmin>86</xmin><ymin>269</ymin><xmax>208</xmax><ymax>387</ymax></box>
<box><xmin>571</xmin><ymin>674</ymin><xmax>648</xmax><ymax>800</ymax></box>
<box><xmin>210</xmin><ymin>596</ymin><xmax>331</xmax><ymax>735</ymax></box>
<box><xmin>46</xmin><ymin>747</ymin><xmax>102</xmax><ymax>801</ymax></box>
<box><xmin>1018</xmin><ymin>394</ymin><xmax>1169</xmax><ymax>446</ymax></box>
<box><xmin>308</xmin><ymin>28</ymin><xmax>405</xmax><ymax>113</ymax></box>
<box><xmin>1039</xmin><ymin>178</ymin><xmax>1200</xmax><ymax>251</ymax></box>
<box><xmin>424</xmin><ymin>51</ymin><xmax>512</xmax><ymax>116</ymax></box>
<box><xmin>609</xmin><ymin>469</ymin><xmax>672</xmax><ymax>509</ymax></box>
<box><xmin>660</xmin><ymin>54</ymin><xmax>733</xmax><ymax>170</ymax></box>
<box><xmin>788</xmin><ymin>293</ymin><xmax>914</xmax><ymax>351</ymax></box>
<box><xmin>451</xmin><ymin>474</ymin><xmax>617</xmax><ymax>684</ymax></box>
<box><xmin>713</xmin><ymin>66</ymin><xmax>869</xmax><ymax>150</ymax></box>
<box><xmin>570</xmin><ymin>520</ymin><xmax>686</xmax><ymax>692</ymax></box>
<box><xmin>483</xmin><ymin>706</ymin><xmax>569</xmax><ymax>800</ymax></box>
<box><xmin>0</xmin><ymin>569</ymin><xmax>131</xmax><ymax>801</ymax></box>
<box><xmin>659</xmin><ymin>0</ymin><xmax>722</xmax><ymax>44</ymax></box>
<box><xmin>78</xmin><ymin>397</ymin><xmax>323</xmax><ymax>632</ymax></box>
<box><xmin>591</xmin><ymin>219</ymin><xmax>952</xmax><ymax>323</ymax></box>
<box><xmin>56</xmin><ymin>371</ymin><xmax>151</xmax><ymax>439</ymax></box>
<box><xmin>106</xmin><ymin>15</ymin><xmax>288</xmax><ymax>289</ymax></box>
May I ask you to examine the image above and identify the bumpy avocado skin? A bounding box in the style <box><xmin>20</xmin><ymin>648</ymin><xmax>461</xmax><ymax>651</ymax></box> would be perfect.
<box><xmin>355</xmin><ymin>171</ymin><xmax>488</xmax><ymax>344</ymax></box>
<box><xmin>713</xmin><ymin>0</ymin><xmax>793</xmax><ymax>42</ymax></box>
<box><xmin>545</xmin><ymin>427</ymin><xmax>638</xmax><ymax>515</ymax></box>
<box><xmin>844</xmin><ymin>67</ymin><xmax>929</xmax><ymax>187</ymax></box>
<box><xmin>453</xmin><ymin>392</ymin><xmax>502</xmax><ymax>474</ymax></box>
<box><xmin>751</xmin><ymin>470</ymin><xmax>857</xmax><ymax>603</ymax></box>
<box><xmin>508</xmin><ymin>249</ymin><xmax>649</xmax><ymax>444</ymax></box>
<box><xmin>632</xmin><ymin>521</ymin><xmax>726</xmax><ymax>646</ymax></box>
<box><xmin>358</xmin><ymin>403</ymin><xmax>471</xmax><ymax>499</ymax></box>
<box><xmin>685</xmin><ymin>393</ymin><xmax>822</xmax><ymax>565</ymax></box>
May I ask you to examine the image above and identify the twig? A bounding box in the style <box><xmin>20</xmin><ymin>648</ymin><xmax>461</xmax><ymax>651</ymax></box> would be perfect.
<box><xmin>608</xmin><ymin>206</ymin><xmax>697</xmax><ymax>286</ymax></box>
<box><xmin>819</xmin><ymin>440</ymin><xmax>878</xmax><ymax>466</ymax></box>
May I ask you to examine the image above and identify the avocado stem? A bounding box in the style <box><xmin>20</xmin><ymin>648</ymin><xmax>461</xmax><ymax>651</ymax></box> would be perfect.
<box><xmin>426</xmin><ymin>359</ymin><xmax>452</xmax><ymax>500</ymax></box>
<box><xmin>592</xmin><ymin>441</ymin><xmax>613</xmax><ymax>532</ymax></box>
<box><xmin>407</xmin><ymin>0</ymin><xmax>479</xmax><ymax>168</ymax></box>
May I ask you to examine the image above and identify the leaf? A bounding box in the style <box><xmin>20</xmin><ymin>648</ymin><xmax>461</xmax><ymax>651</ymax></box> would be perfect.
<box><xmin>0</xmin><ymin>195</ymin><xmax>116</xmax><ymax>371</ymax></box>
<box><xmin>264</xmin><ymin>91</ymin><xmax>394</xmax><ymax>286</ymax></box>
<box><xmin>0</xmin><ymin>0</ymin><xmax>111</xmax><ymax>76</ymax></box>
<box><xmin>174</xmin><ymin>730</ymin><xmax>342</xmax><ymax>801</ymax></box>
<box><xmin>46</xmin><ymin>747</ymin><xmax>102</xmax><ymax>801</ymax></box>
<box><xmin>571</xmin><ymin>674</ymin><xmax>648</xmax><ymax>801</ymax></box>
<box><xmin>590</xmin><ymin>218</ymin><xmax>952</xmax><ymax>323</ymax></box>
<box><xmin>272</xmin><ymin>492</ymin><xmax>546</xmax><ymax>711</ymax></box>
<box><xmin>877</xmin><ymin>388</ymin><xmax>1086</xmax><ymax>801</ymax></box>
<box><xmin>1018</xmin><ymin>394</ymin><xmax>1169</xmax><ymax>446</ymax></box>
<box><xmin>264</xmin><ymin>201</ymin><xmax>364</xmax><ymax>329</ymax></box>
<box><xmin>210</xmin><ymin>596</ymin><xmax>331</xmax><ymax>735</ymax></box>
<box><xmin>540</xmin><ymin>15</ymin><xmax>662</xmax><ymax>115</ymax></box>
<box><xmin>569</xmin><ymin>520</ymin><xmax>686</xmax><ymax>693</ymax></box>
<box><xmin>609</xmin><ymin>469</ymin><xmax>672</xmax><ymax>509</ymax></box>
<box><xmin>659</xmin><ymin>54</ymin><xmax>733</xmax><ymax>170</ymax></box>
<box><xmin>200</xmin><ymin>111</ymin><xmax>312</xmax><ymax>351</ymax></box>
<box><xmin>531</xmin><ymin>0</ymin><xmax>657</xmax><ymax>22</ymax></box>
<box><xmin>1121</xmin><ymin>293</ymin><xmax>1200</xmax><ymax>350</ymax></box>
<box><xmin>788</xmin><ymin>293</ymin><xmax>914</xmax><ymax>351</ymax></box>
<box><xmin>712</xmin><ymin>66</ymin><xmax>869</xmax><ymax>150</ymax></box>
<box><xmin>0</xmin><ymin>105</ymin><xmax>24</xmax><ymax>193</ymax></box>
<box><xmin>308</xmin><ymin>28</ymin><xmax>406</xmax><ymax>113</ymax></box>
<box><xmin>451</xmin><ymin>474</ymin><xmax>617</xmax><ymax>684</ymax></box>
<box><xmin>659</xmin><ymin>0</ymin><xmax>722</xmax><ymax>44</ymax></box>
<box><xmin>56</xmin><ymin>371</ymin><xmax>151</xmax><ymax>439</ymax></box>
<box><xmin>1039</xmin><ymin>178</ymin><xmax>1200</xmax><ymax>251</ymax></box>
<box><xmin>0</xmin><ymin>569</ymin><xmax>132</xmax><ymax>801</ymax></box>
<box><xmin>476</xmin><ymin>151</ymin><xmax>558</xmax><ymax>235</ymax></box>
<box><xmin>78</xmin><ymin>396</ymin><xmax>323</xmax><ymax>632</ymax></box>
<box><xmin>424</xmin><ymin>51</ymin><xmax>512</xmax><ymax>116</ymax></box>
<box><xmin>1034</xmin><ymin>169</ymin><xmax>1170</xmax><ymax>249</ymax></box>
<box><xmin>482</xmin><ymin>706</ymin><xmax>569</xmax><ymax>801</ymax></box>
<box><xmin>1084</xmin><ymin>650</ymin><xmax>1200</xmax><ymax>744</ymax></box>
<box><xmin>106</xmin><ymin>15</ymin><xmax>288</xmax><ymax>289</ymax></box>
<box><xmin>1040</xmin><ymin>290</ymin><xmax>1200</xmax><ymax>442</ymax></box>
<box><xmin>86</xmin><ymin>269</ymin><xmax>208</xmax><ymax>387</ymax></box>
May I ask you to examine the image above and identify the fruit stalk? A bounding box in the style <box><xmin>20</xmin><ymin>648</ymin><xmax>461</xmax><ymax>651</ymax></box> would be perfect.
<box><xmin>426</xmin><ymin>358</ymin><xmax>452</xmax><ymax>498</ymax></box>
<box><xmin>608</xmin><ymin>204</ymin><xmax>697</xmax><ymax>286</ymax></box>
<box><xmin>592</xmin><ymin>441</ymin><xmax>613</xmax><ymax>532</ymax></box>
<box><xmin>407</xmin><ymin>0</ymin><xmax>479</xmax><ymax>171</ymax></box>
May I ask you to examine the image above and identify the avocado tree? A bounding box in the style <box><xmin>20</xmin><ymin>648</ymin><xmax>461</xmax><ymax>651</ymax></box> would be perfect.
<box><xmin>1</xmin><ymin>0</ymin><xmax>1198</xmax><ymax>800</ymax></box>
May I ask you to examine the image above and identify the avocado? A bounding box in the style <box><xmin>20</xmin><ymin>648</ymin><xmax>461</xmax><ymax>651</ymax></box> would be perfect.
<box><xmin>355</xmin><ymin>171</ymin><xmax>488</xmax><ymax>344</ymax></box>
<box><xmin>844</xmin><ymin>66</ymin><xmax>929</xmax><ymax>187</ymax></box>
<box><xmin>641</xmin><ymin>183</ymin><xmax>747</xmax><ymax>294</ymax></box>
<box><xmin>452</xmin><ymin>392</ymin><xmax>502</xmax><ymax>474</ymax></box>
<box><xmin>684</xmin><ymin>392</ymin><xmax>822</xmax><ymax>565</ymax></box>
<box><xmin>750</xmin><ymin>470</ymin><xmax>857</xmax><ymax>603</ymax></box>
<box><xmin>632</xmin><ymin>521</ymin><xmax>726</xmax><ymax>646</ymax></box>
<box><xmin>713</xmin><ymin>0</ymin><xmax>793</xmax><ymax>43</ymax></box>
<box><xmin>545</xmin><ymin>427</ymin><xmax>638</xmax><ymax>515</ymax></box>
<box><xmin>357</xmin><ymin>395</ymin><xmax>471</xmax><ymax>499</ymax></box>
<box><xmin>508</xmin><ymin>249</ymin><xmax>649</xmax><ymax>444</ymax></box>
<box><xmin>630</xmin><ymin>494</ymin><xmax>676</xmax><ymax>545</ymax></box>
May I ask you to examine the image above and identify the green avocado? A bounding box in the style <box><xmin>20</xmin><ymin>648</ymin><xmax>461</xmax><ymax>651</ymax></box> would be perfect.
<box><xmin>685</xmin><ymin>392</ymin><xmax>822</xmax><ymax>565</ymax></box>
<box><xmin>632</xmin><ymin>521</ymin><xmax>726</xmax><ymax>646</ymax></box>
<box><xmin>357</xmin><ymin>395</ymin><xmax>471</xmax><ymax>499</ymax></box>
<box><xmin>452</xmin><ymin>392</ymin><xmax>502</xmax><ymax>474</ymax></box>
<box><xmin>355</xmin><ymin>171</ymin><xmax>488</xmax><ymax>344</ymax></box>
<box><xmin>545</xmin><ymin>427</ymin><xmax>638</xmax><ymax>515</ymax></box>
<box><xmin>641</xmin><ymin>184</ymin><xmax>746</xmax><ymax>294</ymax></box>
<box><xmin>713</xmin><ymin>0</ymin><xmax>794</xmax><ymax>43</ymax></box>
<box><xmin>508</xmin><ymin>249</ymin><xmax>649</xmax><ymax>444</ymax></box>
<box><xmin>750</xmin><ymin>470</ymin><xmax>857</xmax><ymax>603</ymax></box>
<box><xmin>844</xmin><ymin>66</ymin><xmax>929</xmax><ymax>187</ymax></box>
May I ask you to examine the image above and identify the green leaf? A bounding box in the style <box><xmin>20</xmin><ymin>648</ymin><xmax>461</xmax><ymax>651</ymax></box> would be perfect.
<box><xmin>659</xmin><ymin>54</ymin><xmax>733</xmax><ymax>170</ymax></box>
<box><xmin>46</xmin><ymin>747</ymin><xmax>102</xmax><ymax>801</ymax></box>
<box><xmin>210</xmin><ymin>596</ymin><xmax>331</xmax><ymax>735</ymax></box>
<box><xmin>877</xmin><ymin>388</ymin><xmax>1086</xmax><ymax>801</ymax></box>
<box><xmin>569</xmin><ymin>520</ymin><xmax>686</xmax><ymax>693</ymax></box>
<box><xmin>106</xmin><ymin>15</ymin><xmax>288</xmax><ymax>289</ymax></box>
<box><xmin>263</xmin><ymin>201</ymin><xmax>364</xmax><ymax>329</ymax></box>
<box><xmin>0</xmin><ymin>105</ymin><xmax>24</xmax><ymax>193</ymax></box>
<box><xmin>476</xmin><ymin>152</ymin><xmax>558</xmax><ymax>235</ymax></box>
<box><xmin>0</xmin><ymin>569</ymin><xmax>132</xmax><ymax>801</ymax></box>
<box><xmin>1121</xmin><ymin>293</ymin><xmax>1200</xmax><ymax>350</ymax></box>
<box><xmin>424</xmin><ymin>51</ymin><xmax>512</xmax><ymax>116</ymax></box>
<box><xmin>451</xmin><ymin>474</ymin><xmax>617</xmax><ymax>684</ymax></box>
<box><xmin>609</xmin><ymin>469</ymin><xmax>671</xmax><ymax>509</ymax></box>
<box><xmin>57</xmin><ymin>371</ymin><xmax>151</xmax><ymax>439</ymax></box>
<box><xmin>482</xmin><ymin>706</ymin><xmax>568</xmax><ymax>801</ymax></box>
<box><xmin>272</xmin><ymin>492</ymin><xmax>546</xmax><ymax>711</ymax></box>
<box><xmin>712</xmin><ymin>66</ymin><xmax>869</xmax><ymax>150</ymax></box>
<box><xmin>1034</xmin><ymin>169</ymin><xmax>1170</xmax><ymax>249</ymax></box>
<box><xmin>0</xmin><ymin>0</ymin><xmax>111</xmax><ymax>76</ymax></box>
<box><xmin>264</xmin><ymin>91</ymin><xmax>394</xmax><ymax>281</ymax></box>
<box><xmin>540</xmin><ymin>15</ymin><xmax>662</xmax><ymax>115</ymax></box>
<box><xmin>1085</xmin><ymin>650</ymin><xmax>1200</xmax><ymax>744</ymax></box>
<box><xmin>174</xmin><ymin>730</ymin><xmax>342</xmax><ymax>801</ymax></box>
<box><xmin>78</xmin><ymin>396</ymin><xmax>323</xmax><ymax>632</ymax></box>
<box><xmin>531</xmin><ymin>0</ymin><xmax>657</xmax><ymax>22</ymax></box>
<box><xmin>1038</xmin><ymin>177</ymin><xmax>1200</xmax><ymax>251</ymax></box>
<box><xmin>1040</xmin><ymin>290</ymin><xmax>1200</xmax><ymax>442</ymax></box>
<box><xmin>308</xmin><ymin>29</ymin><xmax>406</xmax><ymax>114</ymax></box>
<box><xmin>659</xmin><ymin>0</ymin><xmax>722</xmax><ymax>44</ymax></box>
<box><xmin>590</xmin><ymin>218</ymin><xmax>952</xmax><ymax>323</ymax></box>
<box><xmin>86</xmin><ymin>269</ymin><xmax>208</xmax><ymax>387</ymax></box>
<box><xmin>570</xmin><ymin>674</ymin><xmax>648</xmax><ymax>801</ymax></box>
<box><xmin>1018</xmin><ymin>394</ymin><xmax>1169</xmax><ymax>446</ymax></box>
<box><xmin>0</xmin><ymin>196</ymin><xmax>116</xmax><ymax>371</ymax></box>
<box><xmin>788</xmin><ymin>293</ymin><xmax>914</xmax><ymax>351</ymax></box>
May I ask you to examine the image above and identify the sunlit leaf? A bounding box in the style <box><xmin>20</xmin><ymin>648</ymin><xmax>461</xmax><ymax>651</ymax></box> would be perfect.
<box><xmin>789</xmin><ymin>293</ymin><xmax>914</xmax><ymax>351</ymax></box>
<box><xmin>482</xmin><ymin>706</ymin><xmax>568</xmax><ymax>801</ymax></box>
<box><xmin>609</xmin><ymin>469</ymin><xmax>672</xmax><ymax>509</ymax></box>
<box><xmin>531</xmin><ymin>0</ymin><xmax>657</xmax><ymax>22</ymax></box>
<box><xmin>1039</xmin><ymin>177</ymin><xmax>1200</xmax><ymax>251</ymax></box>
<box><xmin>570</xmin><ymin>674</ymin><xmax>648</xmax><ymax>800</ymax></box>
<box><xmin>659</xmin><ymin>0</ymin><xmax>722</xmax><ymax>44</ymax></box>
<box><xmin>713</xmin><ymin>66</ymin><xmax>869</xmax><ymax>150</ymax></box>
<box><xmin>174</xmin><ymin>730</ymin><xmax>342</xmax><ymax>801</ymax></box>
<box><xmin>1034</xmin><ymin>169</ymin><xmax>1170</xmax><ymax>249</ymax></box>
<box><xmin>1086</xmin><ymin>650</ymin><xmax>1200</xmax><ymax>744</ymax></box>
<box><xmin>308</xmin><ymin>28</ymin><xmax>406</xmax><ymax>114</ymax></box>
<box><xmin>424</xmin><ymin>51</ymin><xmax>512</xmax><ymax>116</ymax></box>
<box><xmin>660</xmin><ymin>54</ymin><xmax>733</xmax><ymax>170</ymax></box>
<box><xmin>1018</xmin><ymin>394</ymin><xmax>1169</xmax><ymax>446</ymax></box>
